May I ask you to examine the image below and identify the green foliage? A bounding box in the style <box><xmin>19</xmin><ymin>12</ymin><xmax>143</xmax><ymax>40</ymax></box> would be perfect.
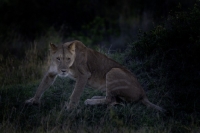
<box><xmin>0</xmin><ymin>43</ymin><xmax>47</xmax><ymax>86</ymax></box>
<box><xmin>126</xmin><ymin>3</ymin><xmax>200</xmax><ymax>112</ymax></box>
<box><xmin>69</xmin><ymin>16</ymin><xmax>120</xmax><ymax>49</ymax></box>
<box><xmin>0</xmin><ymin>28</ymin><xmax>64</xmax><ymax>86</ymax></box>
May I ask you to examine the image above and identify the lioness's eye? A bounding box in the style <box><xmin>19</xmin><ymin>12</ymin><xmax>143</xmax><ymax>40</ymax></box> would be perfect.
<box><xmin>57</xmin><ymin>57</ymin><xmax>60</xmax><ymax>61</ymax></box>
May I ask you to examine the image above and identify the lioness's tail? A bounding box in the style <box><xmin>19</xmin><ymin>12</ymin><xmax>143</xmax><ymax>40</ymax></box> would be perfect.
<box><xmin>142</xmin><ymin>97</ymin><xmax>165</xmax><ymax>112</ymax></box>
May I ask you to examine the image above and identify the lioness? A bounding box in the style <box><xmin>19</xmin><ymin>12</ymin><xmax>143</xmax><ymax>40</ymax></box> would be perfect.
<box><xmin>25</xmin><ymin>40</ymin><xmax>164</xmax><ymax>112</ymax></box>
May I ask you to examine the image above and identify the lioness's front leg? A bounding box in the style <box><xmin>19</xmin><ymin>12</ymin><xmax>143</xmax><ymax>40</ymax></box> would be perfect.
<box><xmin>67</xmin><ymin>75</ymin><xmax>88</xmax><ymax>110</ymax></box>
<box><xmin>25</xmin><ymin>72</ymin><xmax>57</xmax><ymax>105</ymax></box>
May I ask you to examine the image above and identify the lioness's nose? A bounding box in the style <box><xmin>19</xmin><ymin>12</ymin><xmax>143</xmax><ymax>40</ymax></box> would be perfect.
<box><xmin>61</xmin><ymin>69</ymin><xmax>66</xmax><ymax>73</ymax></box>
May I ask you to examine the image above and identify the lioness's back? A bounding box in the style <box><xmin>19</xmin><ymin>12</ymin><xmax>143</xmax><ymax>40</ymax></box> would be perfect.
<box><xmin>86</xmin><ymin>48</ymin><xmax>122</xmax><ymax>77</ymax></box>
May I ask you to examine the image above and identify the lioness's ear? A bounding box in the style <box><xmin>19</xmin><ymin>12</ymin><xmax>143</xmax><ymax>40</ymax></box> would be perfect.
<box><xmin>50</xmin><ymin>43</ymin><xmax>57</xmax><ymax>52</ymax></box>
<box><xmin>68</xmin><ymin>42</ymin><xmax>75</xmax><ymax>53</ymax></box>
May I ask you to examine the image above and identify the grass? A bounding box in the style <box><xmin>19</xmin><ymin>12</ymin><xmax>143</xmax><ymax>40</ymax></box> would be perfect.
<box><xmin>1</xmin><ymin>7</ymin><xmax>200</xmax><ymax>131</ymax></box>
<box><xmin>0</xmin><ymin>43</ymin><xmax>200</xmax><ymax>132</ymax></box>
<box><xmin>0</xmin><ymin>78</ymin><xmax>200</xmax><ymax>133</ymax></box>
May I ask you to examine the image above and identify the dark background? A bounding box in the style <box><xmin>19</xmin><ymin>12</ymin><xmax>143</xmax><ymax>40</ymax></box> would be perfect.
<box><xmin>0</xmin><ymin>0</ymin><xmax>196</xmax><ymax>54</ymax></box>
<box><xmin>0</xmin><ymin>0</ymin><xmax>200</xmax><ymax>113</ymax></box>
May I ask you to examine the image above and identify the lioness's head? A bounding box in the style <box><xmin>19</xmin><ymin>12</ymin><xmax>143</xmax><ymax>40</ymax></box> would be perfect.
<box><xmin>49</xmin><ymin>42</ymin><xmax>76</xmax><ymax>77</ymax></box>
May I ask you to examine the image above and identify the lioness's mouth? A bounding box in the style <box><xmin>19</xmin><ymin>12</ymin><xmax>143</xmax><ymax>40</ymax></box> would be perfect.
<box><xmin>62</xmin><ymin>72</ymin><xmax>67</xmax><ymax>75</ymax></box>
<box><xmin>58</xmin><ymin>73</ymin><xmax>68</xmax><ymax>77</ymax></box>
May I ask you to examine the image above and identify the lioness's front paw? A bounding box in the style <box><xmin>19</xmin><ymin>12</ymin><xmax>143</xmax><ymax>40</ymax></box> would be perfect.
<box><xmin>25</xmin><ymin>97</ymin><xmax>40</xmax><ymax>105</ymax></box>
<box><xmin>65</xmin><ymin>102</ymin><xmax>76</xmax><ymax>111</ymax></box>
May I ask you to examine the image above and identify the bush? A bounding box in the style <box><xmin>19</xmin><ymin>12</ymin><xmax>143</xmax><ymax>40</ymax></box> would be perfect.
<box><xmin>126</xmin><ymin>3</ymin><xmax>200</xmax><ymax>112</ymax></box>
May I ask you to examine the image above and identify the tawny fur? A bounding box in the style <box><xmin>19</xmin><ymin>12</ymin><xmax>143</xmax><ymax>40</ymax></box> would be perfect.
<box><xmin>25</xmin><ymin>40</ymin><xmax>165</xmax><ymax>112</ymax></box>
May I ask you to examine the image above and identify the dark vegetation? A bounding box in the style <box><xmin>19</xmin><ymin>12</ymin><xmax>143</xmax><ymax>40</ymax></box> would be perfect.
<box><xmin>0</xmin><ymin>0</ymin><xmax>196</xmax><ymax>56</ymax></box>
<box><xmin>126</xmin><ymin>4</ymin><xmax>200</xmax><ymax>113</ymax></box>
<box><xmin>0</xmin><ymin>0</ymin><xmax>200</xmax><ymax>132</ymax></box>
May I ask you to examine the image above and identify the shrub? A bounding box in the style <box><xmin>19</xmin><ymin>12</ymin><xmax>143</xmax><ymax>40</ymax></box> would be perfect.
<box><xmin>126</xmin><ymin>3</ymin><xmax>200</xmax><ymax>112</ymax></box>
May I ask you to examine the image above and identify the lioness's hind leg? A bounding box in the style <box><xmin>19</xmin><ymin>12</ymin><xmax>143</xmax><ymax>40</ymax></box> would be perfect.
<box><xmin>84</xmin><ymin>96</ymin><xmax>106</xmax><ymax>105</ymax></box>
<box><xmin>106</xmin><ymin>68</ymin><xmax>144</xmax><ymax>102</ymax></box>
<box><xmin>84</xmin><ymin>99</ymin><xmax>104</xmax><ymax>105</ymax></box>
<box><xmin>84</xmin><ymin>96</ymin><xmax>112</xmax><ymax>105</ymax></box>
<box><xmin>91</xmin><ymin>96</ymin><xmax>105</xmax><ymax>99</ymax></box>
<box><xmin>85</xmin><ymin>68</ymin><xmax>133</xmax><ymax>106</ymax></box>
